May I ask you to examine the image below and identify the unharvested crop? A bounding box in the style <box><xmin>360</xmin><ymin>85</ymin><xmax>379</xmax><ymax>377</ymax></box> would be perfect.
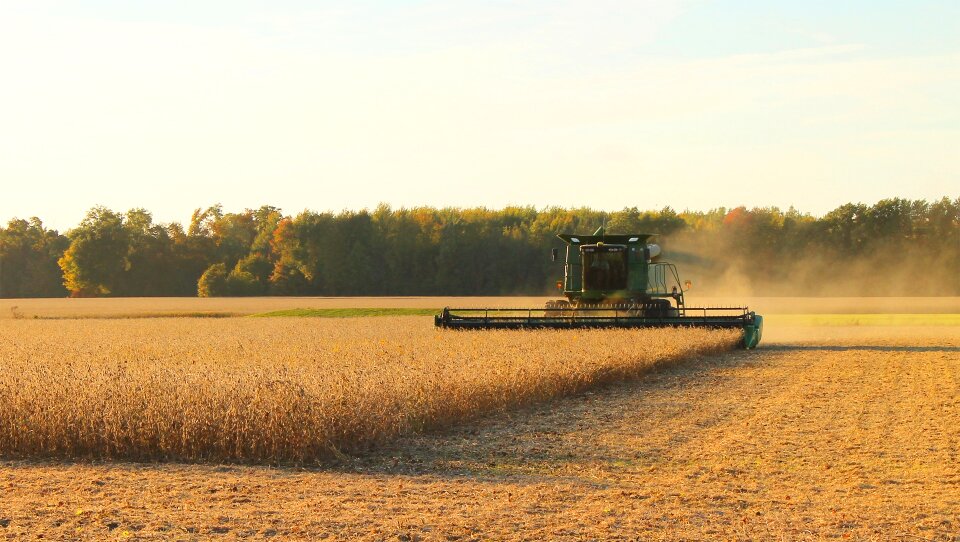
<box><xmin>0</xmin><ymin>318</ymin><xmax>738</xmax><ymax>464</ymax></box>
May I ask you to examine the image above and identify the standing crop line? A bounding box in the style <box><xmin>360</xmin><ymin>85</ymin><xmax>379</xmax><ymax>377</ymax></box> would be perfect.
<box><xmin>0</xmin><ymin>318</ymin><xmax>740</xmax><ymax>464</ymax></box>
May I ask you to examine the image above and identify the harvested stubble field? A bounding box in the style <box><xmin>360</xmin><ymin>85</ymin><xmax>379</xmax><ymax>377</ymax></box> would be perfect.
<box><xmin>0</xmin><ymin>318</ymin><xmax>737</xmax><ymax>463</ymax></box>
<box><xmin>1</xmin><ymin>298</ymin><xmax>959</xmax><ymax>541</ymax></box>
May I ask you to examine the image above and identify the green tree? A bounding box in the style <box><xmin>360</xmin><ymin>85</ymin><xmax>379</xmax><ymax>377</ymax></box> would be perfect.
<box><xmin>0</xmin><ymin>218</ymin><xmax>69</xmax><ymax>297</ymax></box>
<box><xmin>58</xmin><ymin>207</ymin><xmax>130</xmax><ymax>296</ymax></box>
<box><xmin>197</xmin><ymin>263</ymin><xmax>228</xmax><ymax>297</ymax></box>
<box><xmin>227</xmin><ymin>254</ymin><xmax>272</xmax><ymax>295</ymax></box>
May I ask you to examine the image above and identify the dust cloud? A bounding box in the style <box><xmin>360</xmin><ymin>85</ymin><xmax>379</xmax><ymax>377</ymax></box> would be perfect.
<box><xmin>662</xmin><ymin>233</ymin><xmax>960</xmax><ymax>298</ymax></box>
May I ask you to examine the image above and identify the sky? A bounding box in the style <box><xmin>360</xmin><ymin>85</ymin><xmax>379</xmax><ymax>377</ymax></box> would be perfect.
<box><xmin>2</xmin><ymin>0</ymin><xmax>958</xmax><ymax>231</ymax></box>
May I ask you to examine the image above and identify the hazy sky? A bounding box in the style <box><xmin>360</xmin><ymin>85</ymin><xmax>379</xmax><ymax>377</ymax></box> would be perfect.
<box><xmin>2</xmin><ymin>1</ymin><xmax>958</xmax><ymax>230</ymax></box>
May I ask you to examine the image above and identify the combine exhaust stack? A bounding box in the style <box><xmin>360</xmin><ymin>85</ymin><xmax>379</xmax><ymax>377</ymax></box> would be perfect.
<box><xmin>432</xmin><ymin>226</ymin><xmax>765</xmax><ymax>349</ymax></box>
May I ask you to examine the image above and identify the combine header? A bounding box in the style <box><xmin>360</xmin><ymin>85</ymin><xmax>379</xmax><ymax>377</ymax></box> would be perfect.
<box><xmin>435</xmin><ymin>227</ymin><xmax>763</xmax><ymax>348</ymax></box>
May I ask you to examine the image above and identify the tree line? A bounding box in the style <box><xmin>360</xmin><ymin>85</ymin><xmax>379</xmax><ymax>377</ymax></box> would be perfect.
<box><xmin>1</xmin><ymin>198</ymin><xmax>958</xmax><ymax>298</ymax></box>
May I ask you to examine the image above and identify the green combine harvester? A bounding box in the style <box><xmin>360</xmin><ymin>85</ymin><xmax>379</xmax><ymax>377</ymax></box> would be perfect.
<box><xmin>435</xmin><ymin>227</ymin><xmax>763</xmax><ymax>348</ymax></box>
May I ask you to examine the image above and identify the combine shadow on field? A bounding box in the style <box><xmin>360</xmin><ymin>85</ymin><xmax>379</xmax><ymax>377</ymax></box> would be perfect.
<box><xmin>764</xmin><ymin>344</ymin><xmax>960</xmax><ymax>353</ymax></box>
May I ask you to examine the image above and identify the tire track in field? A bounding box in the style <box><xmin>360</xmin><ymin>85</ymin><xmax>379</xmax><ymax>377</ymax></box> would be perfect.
<box><xmin>379</xmin><ymin>332</ymin><xmax>960</xmax><ymax>540</ymax></box>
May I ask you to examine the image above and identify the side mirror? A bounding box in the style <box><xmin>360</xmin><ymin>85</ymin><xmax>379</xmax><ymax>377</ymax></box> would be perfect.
<box><xmin>551</xmin><ymin>248</ymin><xmax>559</xmax><ymax>262</ymax></box>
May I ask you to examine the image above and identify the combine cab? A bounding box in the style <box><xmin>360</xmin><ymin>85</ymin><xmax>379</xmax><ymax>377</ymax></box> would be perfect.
<box><xmin>435</xmin><ymin>227</ymin><xmax>763</xmax><ymax>348</ymax></box>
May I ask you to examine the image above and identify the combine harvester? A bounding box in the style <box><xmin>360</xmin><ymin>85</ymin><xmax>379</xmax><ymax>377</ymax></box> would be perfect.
<box><xmin>435</xmin><ymin>227</ymin><xmax>763</xmax><ymax>348</ymax></box>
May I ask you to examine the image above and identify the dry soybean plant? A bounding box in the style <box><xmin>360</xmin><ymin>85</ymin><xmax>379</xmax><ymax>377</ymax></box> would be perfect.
<box><xmin>0</xmin><ymin>318</ymin><xmax>739</xmax><ymax>464</ymax></box>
